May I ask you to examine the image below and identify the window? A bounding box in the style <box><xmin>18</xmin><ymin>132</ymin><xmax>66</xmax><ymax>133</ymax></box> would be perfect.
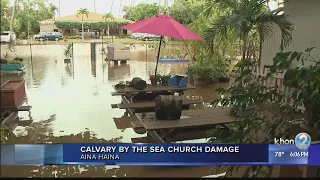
<box><xmin>65</xmin><ymin>29</ymin><xmax>71</xmax><ymax>33</ymax></box>
<box><xmin>54</xmin><ymin>29</ymin><xmax>59</xmax><ymax>32</ymax></box>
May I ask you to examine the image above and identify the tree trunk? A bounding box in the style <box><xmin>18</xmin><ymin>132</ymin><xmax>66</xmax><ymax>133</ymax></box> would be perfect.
<box><xmin>238</xmin><ymin>34</ymin><xmax>248</xmax><ymax>87</ymax></box>
<box><xmin>81</xmin><ymin>16</ymin><xmax>84</xmax><ymax>42</ymax></box>
<box><xmin>107</xmin><ymin>24</ymin><xmax>110</xmax><ymax>37</ymax></box>
<box><xmin>9</xmin><ymin>0</ymin><xmax>18</xmax><ymax>44</ymax></box>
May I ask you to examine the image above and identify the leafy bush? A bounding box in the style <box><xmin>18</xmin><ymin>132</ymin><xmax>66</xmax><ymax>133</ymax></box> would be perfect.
<box><xmin>208</xmin><ymin>48</ymin><xmax>320</xmax><ymax>177</ymax></box>
<box><xmin>68</xmin><ymin>35</ymin><xmax>81</xmax><ymax>39</ymax></box>
<box><xmin>188</xmin><ymin>53</ymin><xmax>229</xmax><ymax>82</ymax></box>
<box><xmin>13</xmin><ymin>57</ymin><xmax>23</xmax><ymax>62</ymax></box>
<box><xmin>55</xmin><ymin>21</ymin><xmax>131</xmax><ymax>29</ymax></box>
<box><xmin>19</xmin><ymin>32</ymin><xmax>27</xmax><ymax>39</ymax></box>
<box><xmin>7</xmin><ymin>60</ymin><xmax>23</xmax><ymax>65</ymax></box>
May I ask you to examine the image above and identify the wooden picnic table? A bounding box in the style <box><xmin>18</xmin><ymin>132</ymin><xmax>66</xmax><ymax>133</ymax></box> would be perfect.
<box><xmin>133</xmin><ymin>107</ymin><xmax>235</xmax><ymax>143</ymax></box>
<box><xmin>111</xmin><ymin>84</ymin><xmax>195</xmax><ymax>96</ymax></box>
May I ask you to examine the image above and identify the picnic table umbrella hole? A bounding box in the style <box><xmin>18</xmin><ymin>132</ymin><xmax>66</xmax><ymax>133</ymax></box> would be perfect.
<box><xmin>120</xmin><ymin>14</ymin><xmax>204</xmax><ymax>80</ymax></box>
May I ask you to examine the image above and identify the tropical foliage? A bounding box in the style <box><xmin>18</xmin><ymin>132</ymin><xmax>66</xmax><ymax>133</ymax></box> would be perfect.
<box><xmin>168</xmin><ymin>0</ymin><xmax>205</xmax><ymax>25</ymax></box>
<box><xmin>54</xmin><ymin>21</ymin><xmax>130</xmax><ymax>29</ymax></box>
<box><xmin>188</xmin><ymin>53</ymin><xmax>228</xmax><ymax>82</ymax></box>
<box><xmin>0</xmin><ymin>0</ymin><xmax>10</xmax><ymax>33</ymax></box>
<box><xmin>209</xmin><ymin>48</ymin><xmax>320</xmax><ymax>177</ymax></box>
<box><xmin>77</xmin><ymin>8</ymin><xmax>89</xmax><ymax>41</ymax></box>
<box><xmin>1</xmin><ymin>0</ymin><xmax>57</xmax><ymax>38</ymax></box>
<box><xmin>102</xmin><ymin>13</ymin><xmax>114</xmax><ymax>36</ymax></box>
<box><xmin>203</xmin><ymin>0</ymin><xmax>293</xmax><ymax>62</ymax></box>
<box><xmin>123</xmin><ymin>3</ymin><xmax>161</xmax><ymax>21</ymax></box>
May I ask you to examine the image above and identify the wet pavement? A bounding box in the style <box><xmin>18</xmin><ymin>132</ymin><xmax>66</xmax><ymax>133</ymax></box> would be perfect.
<box><xmin>0</xmin><ymin>43</ymin><xmax>234</xmax><ymax>177</ymax></box>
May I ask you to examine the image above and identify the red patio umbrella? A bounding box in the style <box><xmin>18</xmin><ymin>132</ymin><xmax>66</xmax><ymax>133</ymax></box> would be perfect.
<box><xmin>120</xmin><ymin>14</ymin><xmax>203</xmax><ymax>78</ymax></box>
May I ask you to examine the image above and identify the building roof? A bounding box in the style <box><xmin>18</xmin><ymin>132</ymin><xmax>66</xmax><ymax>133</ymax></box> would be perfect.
<box><xmin>40</xmin><ymin>12</ymin><xmax>133</xmax><ymax>23</ymax></box>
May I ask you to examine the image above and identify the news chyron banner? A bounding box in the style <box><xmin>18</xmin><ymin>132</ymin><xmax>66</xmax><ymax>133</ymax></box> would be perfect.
<box><xmin>1</xmin><ymin>133</ymin><xmax>319</xmax><ymax>166</ymax></box>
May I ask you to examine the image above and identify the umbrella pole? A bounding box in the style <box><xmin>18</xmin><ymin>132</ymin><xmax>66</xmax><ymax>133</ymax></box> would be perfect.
<box><xmin>154</xmin><ymin>35</ymin><xmax>163</xmax><ymax>77</ymax></box>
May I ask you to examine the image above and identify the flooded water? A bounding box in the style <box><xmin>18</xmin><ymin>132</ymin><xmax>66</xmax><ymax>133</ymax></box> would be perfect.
<box><xmin>1</xmin><ymin>43</ymin><xmax>235</xmax><ymax>177</ymax></box>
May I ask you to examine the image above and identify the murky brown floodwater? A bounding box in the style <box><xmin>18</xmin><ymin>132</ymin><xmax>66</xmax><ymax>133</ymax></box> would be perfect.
<box><xmin>0</xmin><ymin>43</ymin><xmax>239</xmax><ymax>177</ymax></box>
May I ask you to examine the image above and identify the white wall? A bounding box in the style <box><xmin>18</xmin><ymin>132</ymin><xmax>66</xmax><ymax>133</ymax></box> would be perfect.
<box><xmin>260</xmin><ymin>0</ymin><xmax>320</xmax><ymax>70</ymax></box>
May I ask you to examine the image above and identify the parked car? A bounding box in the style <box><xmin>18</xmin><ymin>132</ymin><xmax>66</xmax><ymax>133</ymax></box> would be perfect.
<box><xmin>34</xmin><ymin>32</ymin><xmax>63</xmax><ymax>41</ymax></box>
<box><xmin>0</xmin><ymin>31</ymin><xmax>16</xmax><ymax>43</ymax></box>
<box><xmin>130</xmin><ymin>33</ymin><xmax>145</xmax><ymax>39</ymax></box>
<box><xmin>140</xmin><ymin>34</ymin><xmax>161</xmax><ymax>41</ymax></box>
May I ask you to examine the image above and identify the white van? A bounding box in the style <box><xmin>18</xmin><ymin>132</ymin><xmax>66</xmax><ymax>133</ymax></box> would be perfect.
<box><xmin>0</xmin><ymin>31</ymin><xmax>16</xmax><ymax>43</ymax></box>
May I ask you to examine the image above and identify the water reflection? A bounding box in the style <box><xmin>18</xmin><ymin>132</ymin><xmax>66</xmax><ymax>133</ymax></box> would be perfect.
<box><xmin>91</xmin><ymin>56</ymin><xmax>96</xmax><ymax>78</ymax></box>
<box><xmin>108</xmin><ymin>63</ymin><xmax>130</xmax><ymax>81</ymax></box>
<box><xmin>1</xmin><ymin>44</ymin><xmax>231</xmax><ymax>177</ymax></box>
<box><xmin>65</xmin><ymin>65</ymin><xmax>72</xmax><ymax>77</ymax></box>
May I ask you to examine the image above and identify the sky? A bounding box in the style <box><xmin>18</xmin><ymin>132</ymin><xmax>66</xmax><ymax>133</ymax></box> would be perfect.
<box><xmin>9</xmin><ymin>0</ymin><xmax>281</xmax><ymax>18</ymax></box>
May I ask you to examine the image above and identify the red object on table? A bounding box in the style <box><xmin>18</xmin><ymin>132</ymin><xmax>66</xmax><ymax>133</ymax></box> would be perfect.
<box><xmin>1</xmin><ymin>80</ymin><xmax>27</xmax><ymax>109</ymax></box>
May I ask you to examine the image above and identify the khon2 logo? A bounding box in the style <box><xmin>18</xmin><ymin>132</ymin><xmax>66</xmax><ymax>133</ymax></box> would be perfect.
<box><xmin>274</xmin><ymin>132</ymin><xmax>311</xmax><ymax>150</ymax></box>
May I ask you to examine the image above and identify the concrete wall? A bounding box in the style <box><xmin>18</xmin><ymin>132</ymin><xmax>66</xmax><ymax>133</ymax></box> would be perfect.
<box><xmin>260</xmin><ymin>0</ymin><xmax>320</xmax><ymax>70</ymax></box>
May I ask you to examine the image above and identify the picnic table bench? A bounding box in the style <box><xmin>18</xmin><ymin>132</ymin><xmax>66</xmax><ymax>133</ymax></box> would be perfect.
<box><xmin>133</xmin><ymin>107</ymin><xmax>235</xmax><ymax>143</ymax></box>
<box><xmin>111</xmin><ymin>84</ymin><xmax>195</xmax><ymax>96</ymax></box>
<box><xmin>111</xmin><ymin>84</ymin><xmax>200</xmax><ymax>114</ymax></box>
<box><xmin>111</xmin><ymin>84</ymin><xmax>196</xmax><ymax>104</ymax></box>
<box><xmin>112</xmin><ymin>99</ymin><xmax>202</xmax><ymax>112</ymax></box>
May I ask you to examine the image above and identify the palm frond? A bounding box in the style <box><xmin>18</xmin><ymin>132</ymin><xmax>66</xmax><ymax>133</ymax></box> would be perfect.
<box><xmin>254</xmin><ymin>13</ymin><xmax>274</xmax><ymax>42</ymax></box>
<box><xmin>270</xmin><ymin>14</ymin><xmax>293</xmax><ymax>50</ymax></box>
<box><xmin>203</xmin><ymin>0</ymin><xmax>236</xmax><ymax>17</ymax></box>
<box><xmin>204</xmin><ymin>14</ymin><xmax>241</xmax><ymax>51</ymax></box>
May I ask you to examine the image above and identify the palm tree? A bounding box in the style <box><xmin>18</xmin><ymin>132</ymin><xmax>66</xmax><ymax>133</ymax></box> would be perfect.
<box><xmin>204</xmin><ymin>0</ymin><xmax>293</xmax><ymax>64</ymax></box>
<box><xmin>49</xmin><ymin>3</ymin><xmax>58</xmax><ymax>20</ymax></box>
<box><xmin>102</xmin><ymin>13</ymin><xmax>114</xmax><ymax>37</ymax></box>
<box><xmin>77</xmin><ymin>8</ymin><xmax>89</xmax><ymax>41</ymax></box>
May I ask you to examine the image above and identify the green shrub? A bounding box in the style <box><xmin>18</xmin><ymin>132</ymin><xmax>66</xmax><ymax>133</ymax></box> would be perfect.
<box><xmin>7</xmin><ymin>60</ymin><xmax>23</xmax><ymax>65</ymax></box>
<box><xmin>188</xmin><ymin>53</ymin><xmax>229</xmax><ymax>81</ymax></box>
<box><xmin>13</xmin><ymin>57</ymin><xmax>23</xmax><ymax>62</ymax></box>
<box><xmin>19</xmin><ymin>32</ymin><xmax>27</xmax><ymax>39</ymax></box>
<box><xmin>0</xmin><ymin>58</ymin><xmax>8</xmax><ymax>64</ymax></box>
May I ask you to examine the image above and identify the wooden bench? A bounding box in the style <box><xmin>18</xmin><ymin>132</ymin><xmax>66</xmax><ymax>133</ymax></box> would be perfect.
<box><xmin>136</xmin><ymin>108</ymin><xmax>234</xmax><ymax>131</ymax></box>
<box><xmin>111</xmin><ymin>99</ymin><xmax>202</xmax><ymax>109</ymax></box>
<box><xmin>112</xmin><ymin>84</ymin><xmax>195</xmax><ymax>93</ymax></box>
<box><xmin>1</xmin><ymin>106</ymin><xmax>32</xmax><ymax>111</ymax></box>
<box><xmin>131</xmin><ymin>121</ymin><xmax>145</xmax><ymax>129</ymax></box>
<box><xmin>135</xmin><ymin>108</ymin><xmax>235</xmax><ymax>143</ymax></box>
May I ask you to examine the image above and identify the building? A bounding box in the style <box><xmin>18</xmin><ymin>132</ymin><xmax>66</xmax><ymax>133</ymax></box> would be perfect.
<box><xmin>260</xmin><ymin>0</ymin><xmax>320</xmax><ymax>70</ymax></box>
<box><xmin>39</xmin><ymin>12</ymin><xmax>133</xmax><ymax>38</ymax></box>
